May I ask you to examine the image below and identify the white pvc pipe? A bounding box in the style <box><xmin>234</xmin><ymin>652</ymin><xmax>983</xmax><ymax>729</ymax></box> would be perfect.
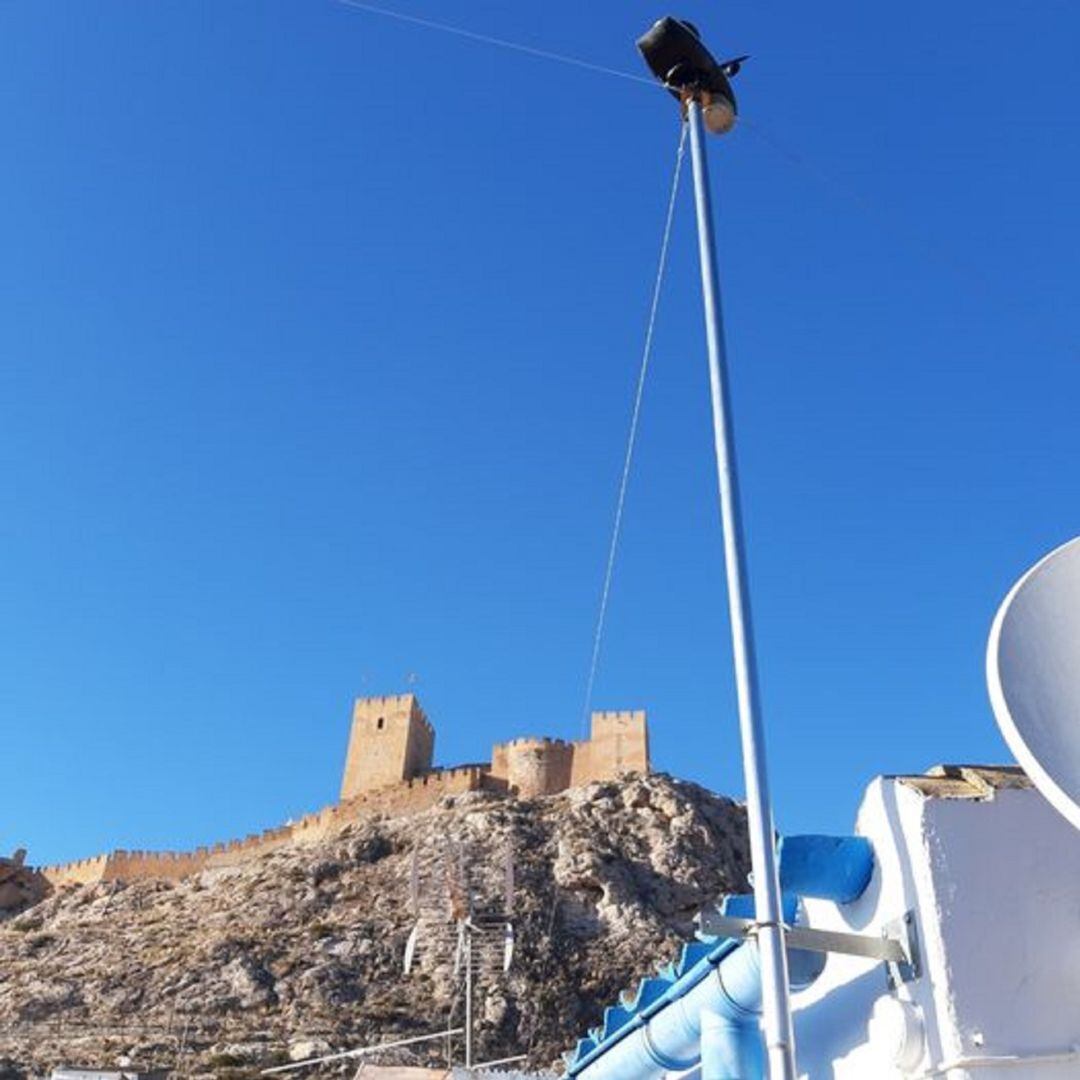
<box><xmin>701</xmin><ymin>1009</ymin><xmax>760</xmax><ymax>1080</ymax></box>
<box><xmin>572</xmin><ymin>938</ymin><xmax>823</xmax><ymax>1080</ymax></box>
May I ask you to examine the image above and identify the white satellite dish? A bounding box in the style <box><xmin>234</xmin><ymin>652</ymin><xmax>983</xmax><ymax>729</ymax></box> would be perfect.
<box><xmin>987</xmin><ymin>535</ymin><xmax>1080</xmax><ymax>831</ymax></box>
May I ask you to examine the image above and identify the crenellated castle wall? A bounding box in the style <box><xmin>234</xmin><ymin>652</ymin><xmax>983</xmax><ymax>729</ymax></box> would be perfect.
<box><xmin>571</xmin><ymin>710</ymin><xmax>649</xmax><ymax>788</ymax></box>
<box><xmin>41</xmin><ymin>766</ymin><xmax>489</xmax><ymax>888</ymax></box>
<box><xmin>40</xmin><ymin>697</ymin><xmax>647</xmax><ymax>887</ymax></box>
<box><xmin>489</xmin><ymin>737</ymin><xmax>574</xmax><ymax>798</ymax></box>
<box><xmin>42</xmin><ymin>854</ymin><xmax>110</xmax><ymax>887</ymax></box>
<box><xmin>490</xmin><ymin>712</ymin><xmax>650</xmax><ymax>798</ymax></box>
<box><xmin>340</xmin><ymin>694</ymin><xmax>434</xmax><ymax>800</ymax></box>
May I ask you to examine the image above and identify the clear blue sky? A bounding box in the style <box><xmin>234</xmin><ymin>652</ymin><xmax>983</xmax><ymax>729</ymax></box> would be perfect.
<box><xmin>3</xmin><ymin>2</ymin><xmax>1077</xmax><ymax>864</ymax></box>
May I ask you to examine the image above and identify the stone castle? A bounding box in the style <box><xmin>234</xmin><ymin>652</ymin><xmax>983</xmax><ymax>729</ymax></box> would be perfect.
<box><xmin>42</xmin><ymin>694</ymin><xmax>649</xmax><ymax>887</ymax></box>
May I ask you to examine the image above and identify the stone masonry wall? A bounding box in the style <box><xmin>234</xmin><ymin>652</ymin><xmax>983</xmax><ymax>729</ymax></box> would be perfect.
<box><xmin>500</xmin><ymin>738</ymin><xmax>574</xmax><ymax>797</ymax></box>
<box><xmin>42</xmin><ymin>766</ymin><xmax>486</xmax><ymax>888</ymax></box>
<box><xmin>490</xmin><ymin>711</ymin><xmax>650</xmax><ymax>797</ymax></box>
<box><xmin>339</xmin><ymin>694</ymin><xmax>434</xmax><ymax>800</ymax></box>
<box><xmin>573</xmin><ymin>710</ymin><xmax>649</xmax><ymax>786</ymax></box>
<box><xmin>39</xmin><ymin>697</ymin><xmax>649</xmax><ymax>886</ymax></box>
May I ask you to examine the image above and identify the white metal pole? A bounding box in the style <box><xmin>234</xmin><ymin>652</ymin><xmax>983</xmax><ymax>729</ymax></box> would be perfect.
<box><xmin>465</xmin><ymin>921</ymin><xmax>474</xmax><ymax>1069</ymax></box>
<box><xmin>260</xmin><ymin>1028</ymin><xmax>465</xmax><ymax>1075</ymax></box>
<box><xmin>685</xmin><ymin>98</ymin><xmax>797</xmax><ymax>1080</ymax></box>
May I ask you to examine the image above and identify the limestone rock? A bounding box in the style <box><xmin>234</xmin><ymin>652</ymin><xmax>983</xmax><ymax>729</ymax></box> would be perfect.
<box><xmin>290</xmin><ymin>1037</ymin><xmax>333</xmax><ymax>1062</ymax></box>
<box><xmin>0</xmin><ymin>852</ymin><xmax>48</xmax><ymax>917</ymax></box>
<box><xmin>0</xmin><ymin>774</ymin><xmax>749</xmax><ymax>1077</ymax></box>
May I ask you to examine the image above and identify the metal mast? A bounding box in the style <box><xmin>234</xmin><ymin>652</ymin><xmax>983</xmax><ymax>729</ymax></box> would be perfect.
<box><xmin>638</xmin><ymin>18</ymin><xmax>797</xmax><ymax>1079</ymax></box>
<box><xmin>685</xmin><ymin>98</ymin><xmax>796</xmax><ymax>1080</ymax></box>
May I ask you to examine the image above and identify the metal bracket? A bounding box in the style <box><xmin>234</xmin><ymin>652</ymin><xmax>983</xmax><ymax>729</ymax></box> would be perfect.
<box><xmin>696</xmin><ymin>908</ymin><xmax>921</xmax><ymax>981</ymax></box>
<box><xmin>884</xmin><ymin>910</ymin><xmax>921</xmax><ymax>989</ymax></box>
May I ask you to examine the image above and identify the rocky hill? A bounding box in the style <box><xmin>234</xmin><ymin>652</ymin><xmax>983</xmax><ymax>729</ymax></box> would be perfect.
<box><xmin>0</xmin><ymin>775</ymin><xmax>750</xmax><ymax>1079</ymax></box>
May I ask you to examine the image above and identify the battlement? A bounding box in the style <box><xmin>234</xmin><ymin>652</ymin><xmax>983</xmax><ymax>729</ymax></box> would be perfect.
<box><xmin>494</xmin><ymin>736</ymin><xmax>573</xmax><ymax>751</ymax></box>
<box><xmin>416</xmin><ymin>764</ymin><xmax>489</xmax><ymax>780</ymax></box>
<box><xmin>592</xmin><ymin>709</ymin><xmax>647</xmax><ymax>724</ymax></box>
<box><xmin>340</xmin><ymin>693</ymin><xmax>435</xmax><ymax>799</ymax></box>
<box><xmin>40</xmin><ymin>692</ymin><xmax>648</xmax><ymax>886</ymax></box>
<box><xmin>572</xmin><ymin>707</ymin><xmax>650</xmax><ymax>786</ymax></box>
<box><xmin>42</xmin><ymin>854</ymin><xmax>109</xmax><ymax>887</ymax></box>
<box><xmin>487</xmin><ymin>711</ymin><xmax>649</xmax><ymax>797</ymax></box>
<box><xmin>353</xmin><ymin>693</ymin><xmax>434</xmax><ymax>730</ymax></box>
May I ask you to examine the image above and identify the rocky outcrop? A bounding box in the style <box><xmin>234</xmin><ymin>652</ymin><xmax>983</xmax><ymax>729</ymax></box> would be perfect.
<box><xmin>0</xmin><ymin>852</ymin><xmax>47</xmax><ymax>917</ymax></box>
<box><xmin>0</xmin><ymin>775</ymin><xmax>749</xmax><ymax>1078</ymax></box>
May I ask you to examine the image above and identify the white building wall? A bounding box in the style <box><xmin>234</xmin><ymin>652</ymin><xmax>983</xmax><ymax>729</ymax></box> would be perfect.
<box><xmin>789</xmin><ymin>773</ymin><xmax>1080</xmax><ymax>1078</ymax></box>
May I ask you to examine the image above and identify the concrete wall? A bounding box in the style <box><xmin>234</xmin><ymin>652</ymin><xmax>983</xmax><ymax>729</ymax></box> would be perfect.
<box><xmin>339</xmin><ymin>694</ymin><xmax>435</xmax><ymax>800</ymax></box>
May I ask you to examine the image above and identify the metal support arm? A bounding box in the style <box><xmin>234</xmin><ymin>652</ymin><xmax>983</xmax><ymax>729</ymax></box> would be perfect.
<box><xmin>696</xmin><ymin>909</ymin><xmax>921</xmax><ymax>985</ymax></box>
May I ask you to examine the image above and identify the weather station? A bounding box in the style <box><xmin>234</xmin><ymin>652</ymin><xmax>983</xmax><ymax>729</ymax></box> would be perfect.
<box><xmin>560</xmin><ymin>16</ymin><xmax>1080</xmax><ymax>1080</ymax></box>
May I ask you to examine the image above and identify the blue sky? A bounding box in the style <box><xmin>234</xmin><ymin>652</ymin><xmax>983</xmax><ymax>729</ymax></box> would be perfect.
<box><xmin>2</xmin><ymin>2</ymin><xmax>1077</xmax><ymax>864</ymax></box>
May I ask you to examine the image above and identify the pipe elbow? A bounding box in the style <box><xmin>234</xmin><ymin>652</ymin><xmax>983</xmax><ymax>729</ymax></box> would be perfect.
<box><xmin>700</xmin><ymin>1008</ymin><xmax>762</xmax><ymax>1080</ymax></box>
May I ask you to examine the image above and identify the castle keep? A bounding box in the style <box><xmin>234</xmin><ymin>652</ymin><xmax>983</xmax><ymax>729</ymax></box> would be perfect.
<box><xmin>42</xmin><ymin>694</ymin><xmax>649</xmax><ymax>886</ymax></box>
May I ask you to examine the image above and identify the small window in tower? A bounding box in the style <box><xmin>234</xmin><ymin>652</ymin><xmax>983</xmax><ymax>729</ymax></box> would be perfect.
<box><xmin>377</xmin><ymin>717</ymin><xmax>385</xmax><ymax>730</ymax></box>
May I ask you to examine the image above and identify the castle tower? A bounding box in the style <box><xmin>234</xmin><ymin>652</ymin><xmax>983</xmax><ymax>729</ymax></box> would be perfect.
<box><xmin>498</xmin><ymin>738</ymin><xmax>574</xmax><ymax>798</ymax></box>
<box><xmin>589</xmin><ymin>709</ymin><xmax>650</xmax><ymax>775</ymax></box>
<box><xmin>340</xmin><ymin>694</ymin><xmax>434</xmax><ymax>800</ymax></box>
<box><xmin>569</xmin><ymin>709</ymin><xmax>650</xmax><ymax>786</ymax></box>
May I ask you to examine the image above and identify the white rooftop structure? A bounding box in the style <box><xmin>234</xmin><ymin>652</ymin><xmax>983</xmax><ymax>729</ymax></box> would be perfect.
<box><xmin>791</xmin><ymin>764</ymin><xmax>1080</xmax><ymax>1077</ymax></box>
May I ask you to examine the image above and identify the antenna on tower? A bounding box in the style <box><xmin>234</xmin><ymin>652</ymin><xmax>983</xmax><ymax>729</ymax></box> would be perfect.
<box><xmin>402</xmin><ymin>835</ymin><xmax>521</xmax><ymax>1068</ymax></box>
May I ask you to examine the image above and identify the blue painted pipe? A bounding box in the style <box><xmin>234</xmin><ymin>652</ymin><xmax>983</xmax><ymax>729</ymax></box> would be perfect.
<box><xmin>702</xmin><ymin>1010</ymin><xmax>761</xmax><ymax>1080</ymax></box>
<box><xmin>565</xmin><ymin>833</ymin><xmax>874</xmax><ymax>1080</ymax></box>
<box><xmin>778</xmin><ymin>835</ymin><xmax>874</xmax><ymax>903</ymax></box>
<box><xmin>568</xmin><ymin>940</ymin><xmax>824</xmax><ymax>1080</ymax></box>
